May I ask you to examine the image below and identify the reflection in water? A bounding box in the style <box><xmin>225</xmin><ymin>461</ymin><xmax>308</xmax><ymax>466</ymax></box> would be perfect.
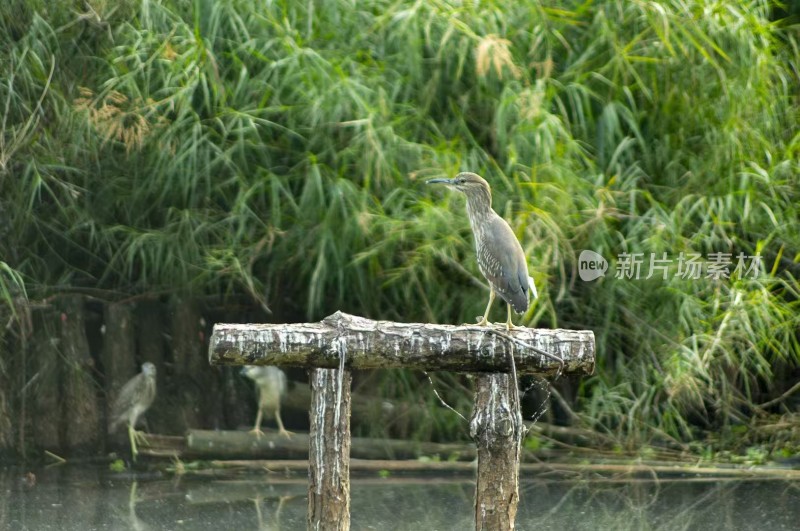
<box><xmin>1</xmin><ymin>466</ymin><xmax>799</xmax><ymax>530</ymax></box>
<box><xmin>114</xmin><ymin>482</ymin><xmax>151</xmax><ymax>531</ymax></box>
<box><xmin>517</xmin><ymin>476</ymin><xmax>800</xmax><ymax>531</ymax></box>
<box><xmin>253</xmin><ymin>494</ymin><xmax>292</xmax><ymax>530</ymax></box>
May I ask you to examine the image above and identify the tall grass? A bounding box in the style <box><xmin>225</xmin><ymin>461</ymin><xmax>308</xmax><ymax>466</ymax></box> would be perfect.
<box><xmin>1</xmin><ymin>0</ymin><xmax>798</xmax><ymax>448</ymax></box>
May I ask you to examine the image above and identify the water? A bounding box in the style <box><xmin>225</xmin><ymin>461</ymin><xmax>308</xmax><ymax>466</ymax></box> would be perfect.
<box><xmin>2</xmin><ymin>465</ymin><xmax>798</xmax><ymax>530</ymax></box>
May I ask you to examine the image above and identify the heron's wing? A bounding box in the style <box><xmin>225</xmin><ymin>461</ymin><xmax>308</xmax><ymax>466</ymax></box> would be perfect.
<box><xmin>479</xmin><ymin>216</ymin><xmax>529</xmax><ymax>313</ymax></box>
<box><xmin>109</xmin><ymin>373</ymin><xmax>156</xmax><ymax>429</ymax></box>
<box><xmin>108</xmin><ymin>374</ymin><xmax>142</xmax><ymax>430</ymax></box>
<box><xmin>110</xmin><ymin>375</ymin><xmax>140</xmax><ymax>416</ymax></box>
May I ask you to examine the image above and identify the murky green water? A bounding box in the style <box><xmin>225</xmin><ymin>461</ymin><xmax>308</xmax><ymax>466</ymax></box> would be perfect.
<box><xmin>2</xmin><ymin>465</ymin><xmax>798</xmax><ymax>530</ymax></box>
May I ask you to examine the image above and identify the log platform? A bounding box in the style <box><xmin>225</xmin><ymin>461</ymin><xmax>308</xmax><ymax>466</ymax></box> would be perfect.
<box><xmin>209</xmin><ymin>311</ymin><xmax>595</xmax><ymax>531</ymax></box>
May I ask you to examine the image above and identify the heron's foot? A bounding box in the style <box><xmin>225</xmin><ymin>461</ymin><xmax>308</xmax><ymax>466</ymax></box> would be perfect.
<box><xmin>131</xmin><ymin>429</ymin><xmax>149</xmax><ymax>445</ymax></box>
<box><xmin>475</xmin><ymin>316</ymin><xmax>489</xmax><ymax>326</ymax></box>
<box><xmin>278</xmin><ymin>428</ymin><xmax>294</xmax><ymax>439</ymax></box>
<box><xmin>249</xmin><ymin>427</ymin><xmax>265</xmax><ymax>439</ymax></box>
<box><xmin>505</xmin><ymin>320</ymin><xmax>516</xmax><ymax>331</ymax></box>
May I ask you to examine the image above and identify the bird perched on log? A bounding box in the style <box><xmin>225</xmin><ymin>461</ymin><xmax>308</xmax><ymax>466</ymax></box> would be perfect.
<box><xmin>108</xmin><ymin>362</ymin><xmax>157</xmax><ymax>461</ymax></box>
<box><xmin>427</xmin><ymin>172</ymin><xmax>536</xmax><ymax>330</ymax></box>
<box><xmin>242</xmin><ymin>365</ymin><xmax>292</xmax><ymax>438</ymax></box>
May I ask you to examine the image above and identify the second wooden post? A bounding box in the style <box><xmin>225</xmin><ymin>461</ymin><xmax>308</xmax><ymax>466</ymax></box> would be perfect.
<box><xmin>471</xmin><ymin>373</ymin><xmax>523</xmax><ymax>531</ymax></box>
<box><xmin>308</xmin><ymin>367</ymin><xmax>352</xmax><ymax>531</ymax></box>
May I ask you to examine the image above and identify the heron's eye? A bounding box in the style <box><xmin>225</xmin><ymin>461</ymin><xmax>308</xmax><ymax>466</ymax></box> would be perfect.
<box><xmin>456</xmin><ymin>178</ymin><xmax>465</xmax><ymax>184</ymax></box>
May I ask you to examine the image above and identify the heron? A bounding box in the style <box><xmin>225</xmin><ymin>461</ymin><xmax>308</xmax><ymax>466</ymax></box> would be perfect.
<box><xmin>242</xmin><ymin>365</ymin><xmax>292</xmax><ymax>439</ymax></box>
<box><xmin>427</xmin><ymin>172</ymin><xmax>536</xmax><ymax>330</ymax></box>
<box><xmin>108</xmin><ymin>362</ymin><xmax>157</xmax><ymax>461</ymax></box>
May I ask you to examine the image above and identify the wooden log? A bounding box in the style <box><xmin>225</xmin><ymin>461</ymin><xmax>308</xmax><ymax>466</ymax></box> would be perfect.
<box><xmin>59</xmin><ymin>295</ymin><xmax>100</xmax><ymax>451</ymax></box>
<box><xmin>136</xmin><ymin>432</ymin><xmax>186</xmax><ymax>458</ymax></box>
<box><xmin>173</xmin><ymin>298</ymin><xmax>222</xmax><ymax>430</ymax></box>
<box><xmin>0</xmin><ymin>355</ymin><xmax>11</xmax><ymax>452</ymax></box>
<box><xmin>308</xmin><ymin>368</ymin><xmax>351</xmax><ymax>531</ymax></box>
<box><xmin>203</xmin><ymin>459</ymin><xmax>479</xmax><ymax>476</ymax></box>
<box><xmin>136</xmin><ymin>300</ymin><xmax>167</xmax><ymax>368</ymax></box>
<box><xmin>470</xmin><ymin>373</ymin><xmax>522</xmax><ymax>531</ymax></box>
<box><xmin>181</xmin><ymin>429</ymin><xmax>475</xmax><ymax>461</ymax></box>
<box><xmin>135</xmin><ymin>300</ymin><xmax>175</xmax><ymax>435</ymax></box>
<box><xmin>29</xmin><ymin>309</ymin><xmax>62</xmax><ymax>451</ymax></box>
<box><xmin>139</xmin><ymin>429</ymin><xmax>571</xmax><ymax>462</ymax></box>
<box><xmin>184</xmin><ymin>458</ymin><xmax>800</xmax><ymax>481</ymax></box>
<box><xmin>281</xmin><ymin>378</ymin><xmax>456</xmax><ymax>438</ymax></box>
<box><xmin>102</xmin><ymin>303</ymin><xmax>136</xmax><ymax>411</ymax></box>
<box><xmin>207</xmin><ymin>311</ymin><xmax>595</xmax><ymax>531</ymax></box>
<box><xmin>172</xmin><ymin>299</ymin><xmax>203</xmax><ymax>431</ymax></box>
<box><xmin>210</xmin><ymin>311</ymin><xmax>594</xmax><ymax>377</ymax></box>
<box><xmin>185</xmin><ymin>479</ymin><xmax>310</xmax><ymax>504</ymax></box>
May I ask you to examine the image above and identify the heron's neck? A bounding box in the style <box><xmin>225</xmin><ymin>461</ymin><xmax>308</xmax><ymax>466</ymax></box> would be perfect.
<box><xmin>464</xmin><ymin>189</ymin><xmax>494</xmax><ymax>233</ymax></box>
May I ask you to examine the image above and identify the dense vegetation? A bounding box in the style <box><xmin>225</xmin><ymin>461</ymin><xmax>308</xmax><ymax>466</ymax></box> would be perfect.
<box><xmin>1</xmin><ymin>0</ymin><xmax>798</xmax><ymax>456</ymax></box>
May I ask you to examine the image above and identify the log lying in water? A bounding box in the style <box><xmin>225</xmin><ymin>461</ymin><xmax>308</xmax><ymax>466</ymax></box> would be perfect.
<box><xmin>138</xmin><ymin>429</ymin><xmax>479</xmax><ymax>461</ymax></box>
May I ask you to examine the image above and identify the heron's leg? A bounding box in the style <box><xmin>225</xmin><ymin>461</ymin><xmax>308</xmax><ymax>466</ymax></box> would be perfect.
<box><xmin>275</xmin><ymin>406</ymin><xmax>293</xmax><ymax>439</ymax></box>
<box><xmin>129</xmin><ymin>481</ymin><xmax>138</xmax><ymax>510</ymax></box>
<box><xmin>477</xmin><ymin>289</ymin><xmax>496</xmax><ymax>326</ymax></box>
<box><xmin>250</xmin><ymin>408</ymin><xmax>264</xmax><ymax>438</ymax></box>
<box><xmin>252</xmin><ymin>495</ymin><xmax>265</xmax><ymax>528</ymax></box>
<box><xmin>505</xmin><ymin>304</ymin><xmax>517</xmax><ymax>330</ymax></box>
<box><xmin>127</xmin><ymin>424</ymin><xmax>139</xmax><ymax>461</ymax></box>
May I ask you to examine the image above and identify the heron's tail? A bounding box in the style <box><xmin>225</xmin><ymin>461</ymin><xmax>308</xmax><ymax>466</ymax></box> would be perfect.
<box><xmin>528</xmin><ymin>276</ymin><xmax>538</xmax><ymax>299</ymax></box>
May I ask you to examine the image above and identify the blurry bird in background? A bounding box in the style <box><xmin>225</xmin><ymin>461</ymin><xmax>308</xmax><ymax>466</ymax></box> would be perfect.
<box><xmin>427</xmin><ymin>172</ymin><xmax>536</xmax><ymax>330</ymax></box>
<box><xmin>242</xmin><ymin>365</ymin><xmax>292</xmax><ymax>439</ymax></box>
<box><xmin>108</xmin><ymin>362</ymin><xmax>157</xmax><ymax>461</ymax></box>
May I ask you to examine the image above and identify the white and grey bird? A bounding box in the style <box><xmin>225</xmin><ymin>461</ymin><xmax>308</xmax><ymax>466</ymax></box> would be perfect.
<box><xmin>108</xmin><ymin>362</ymin><xmax>157</xmax><ymax>460</ymax></box>
<box><xmin>241</xmin><ymin>365</ymin><xmax>292</xmax><ymax>439</ymax></box>
<box><xmin>427</xmin><ymin>172</ymin><xmax>536</xmax><ymax>330</ymax></box>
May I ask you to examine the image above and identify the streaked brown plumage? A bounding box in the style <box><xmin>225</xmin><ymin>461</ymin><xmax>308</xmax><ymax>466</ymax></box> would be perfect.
<box><xmin>108</xmin><ymin>362</ymin><xmax>157</xmax><ymax>460</ymax></box>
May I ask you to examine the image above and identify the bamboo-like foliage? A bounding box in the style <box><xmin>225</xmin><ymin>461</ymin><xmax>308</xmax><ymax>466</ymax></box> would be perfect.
<box><xmin>1</xmin><ymin>0</ymin><xmax>798</xmax><ymax>448</ymax></box>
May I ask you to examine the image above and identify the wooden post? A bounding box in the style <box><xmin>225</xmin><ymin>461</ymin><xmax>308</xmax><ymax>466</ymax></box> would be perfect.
<box><xmin>308</xmin><ymin>368</ymin><xmax>351</xmax><ymax>531</ymax></box>
<box><xmin>30</xmin><ymin>309</ymin><xmax>62</xmax><ymax>451</ymax></box>
<box><xmin>136</xmin><ymin>299</ymin><xmax>171</xmax><ymax>434</ymax></box>
<box><xmin>102</xmin><ymin>303</ymin><xmax>136</xmax><ymax>406</ymax></box>
<box><xmin>172</xmin><ymin>299</ymin><xmax>205</xmax><ymax>430</ymax></box>
<box><xmin>60</xmin><ymin>295</ymin><xmax>100</xmax><ymax>451</ymax></box>
<box><xmin>471</xmin><ymin>373</ymin><xmax>523</xmax><ymax>530</ymax></box>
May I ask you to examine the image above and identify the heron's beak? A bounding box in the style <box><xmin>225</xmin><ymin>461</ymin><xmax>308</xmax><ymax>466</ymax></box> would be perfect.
<box><xmin>426</xmin><ymin>178</ymin><xmax>455</xmax><ymax>185</ymax></box>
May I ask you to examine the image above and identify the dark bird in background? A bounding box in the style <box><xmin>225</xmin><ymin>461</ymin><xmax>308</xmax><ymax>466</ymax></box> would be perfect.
<box><xmin>242</xmin><ymin>365</ymin><xmax>292</xmax><ymax>439</ymax></box>
<box><xmin>427</xmin><ymin>171</ymin><xmax>536</xmax><ymax>330</ymax></box>
<box><xmin>108</xmin><ymin>362</ymin><xmax>157</xmax><ymax>461</ymax></box>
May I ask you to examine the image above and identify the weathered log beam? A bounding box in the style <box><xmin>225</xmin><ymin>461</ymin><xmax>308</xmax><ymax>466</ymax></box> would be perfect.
<box><xmin>209</xmin><ymin>311</ymin><xmax>594</xmax><ymax>376</ymax></box>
